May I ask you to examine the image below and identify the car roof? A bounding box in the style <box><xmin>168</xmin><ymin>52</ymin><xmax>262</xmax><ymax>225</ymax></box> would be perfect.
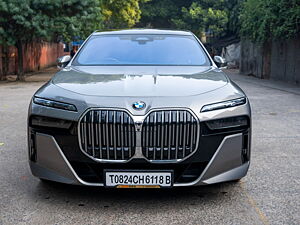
<box><xmin>92</xmin><ymin>29</ymin><xmax>193</xmax><ymax>36</ymax></box>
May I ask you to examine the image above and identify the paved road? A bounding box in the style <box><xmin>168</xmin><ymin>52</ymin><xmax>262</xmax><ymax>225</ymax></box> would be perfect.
<box><xmin>0</xmin><ymin>70</ymin><xmax>299</xmax><ymax>225</ymax></box>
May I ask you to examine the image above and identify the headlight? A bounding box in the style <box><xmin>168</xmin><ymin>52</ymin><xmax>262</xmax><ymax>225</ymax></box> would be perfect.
<box><xmin>205</xmin><ymin>116</ymin><xmax>248</xmax><ymax>130</ymax></box>
<box><xmin>201</xmin><ymin>97</ymin><xmax>246</xmax><ymax>113</ymax></box>
<box><xmin>33</xmin><ymin>97</ymin><xmax>77</xmax><ymax>112</ymax></box>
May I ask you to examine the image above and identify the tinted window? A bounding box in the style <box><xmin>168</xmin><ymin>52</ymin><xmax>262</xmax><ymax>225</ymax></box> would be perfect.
<box><xmin>73</xmin><ymin>34</ymin><xmax>210</xmax><ymax>66</ymax></box>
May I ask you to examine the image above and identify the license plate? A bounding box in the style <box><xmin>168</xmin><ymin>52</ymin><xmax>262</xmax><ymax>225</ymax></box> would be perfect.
<box><xmin>104</xmin><ymin>171</ymin><xmax>173</xmax><ymax>188</ymax></box>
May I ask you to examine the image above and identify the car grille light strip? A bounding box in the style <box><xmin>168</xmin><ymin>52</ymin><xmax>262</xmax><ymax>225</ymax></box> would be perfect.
<box><xmin>79</xmin><ymin>110</ymin><xmax>136</xmax><ymax>160</ymax></box>
<box><xmin>79</xmin><ymin>109</ymin><xmax>199</xmax><ymax>162</ymax></box>
<box><xmin>141</xmin><ymin>110</ymin><xmax>199</xmax><ymax>161</ymax></box>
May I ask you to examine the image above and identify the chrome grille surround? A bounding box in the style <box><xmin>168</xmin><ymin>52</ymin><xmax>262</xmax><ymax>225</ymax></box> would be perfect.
<box><xmin>78</xmin><ymin>109</ymin><xmax>136</xmax><ymax>162</ymax></box>
<box><xmin>141</xmin><ymin>109</ymin><xmax>200</xmax><ymax>162</ymax></box>
<box><xmin>78</xmin><ymin>108</ymin><xmax>200</xmax><ymax>163</ymax></box>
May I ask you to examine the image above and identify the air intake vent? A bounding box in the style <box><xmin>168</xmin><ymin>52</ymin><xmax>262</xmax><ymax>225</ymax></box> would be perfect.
<box><xmin>142</xmin><ymin>110</ymin><xmax>199</xmax><ymax>161</ymax></box>
<box><xmin>78</xmin><ymin>110</ymin><xmax>136</xmax><ymax>161</ymax></box>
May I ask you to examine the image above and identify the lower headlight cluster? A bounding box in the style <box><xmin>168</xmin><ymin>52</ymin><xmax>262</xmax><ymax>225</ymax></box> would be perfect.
<box><xmin>205</xmin><ymin>116</ymin><xmax>248</xmax><ymax>130</ymax></box>
<box><xmin>30</xmin><ymin>116</ymin><xmax>72</xmax><ymax>129</ymax></box>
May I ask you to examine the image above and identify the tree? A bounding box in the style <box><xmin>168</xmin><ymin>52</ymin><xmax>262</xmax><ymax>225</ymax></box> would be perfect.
<box><xmin>224</xmin><ymin>0</ymin><xmax>244</xmax><ymax>37</ymax></box>
<box><xmin>240</xmin><ymin>0</ymin><xmax>300</xmax><ymax>42</ymax></box>
<box><xmin>178</xmin><ymin>1</ymin><xmax>228</xmax><ymax>37</ymax></box>
<box><xmin>139</xmin><ymin>0</ymin><xmax>229</xmax><ymax>37</ymax></box>
<box><xmin>139</xmin><ymin>0</ymin><xmax>193</xmax><ymax>28</ymax></box>
<box><xmin>101</xmin><ymin>0</ymin><xmax>142</xmax><ymax>29</ymax></box>
<box><xmin>0</xmin><ymin>0</ymin><xmax>102</xmax><ymax>80</ymax></box>
<box><xmin>240</xmin><ymin>0</ymin><xmax>300</xmax><ymax>79</ymax></box>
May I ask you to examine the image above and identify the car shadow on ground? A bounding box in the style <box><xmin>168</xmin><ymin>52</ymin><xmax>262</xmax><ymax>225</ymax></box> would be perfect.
<box><xmin>32</xmin><ymin>179</ymin><xmax>241</xmax><ymax>208</ymax></box>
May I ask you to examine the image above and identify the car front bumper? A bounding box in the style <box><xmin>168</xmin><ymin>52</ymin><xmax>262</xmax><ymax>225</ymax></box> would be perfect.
<box><xmin>29</xmin><ymin>131</ymin><xmax>250</xmax><ymax>187</ymax></box>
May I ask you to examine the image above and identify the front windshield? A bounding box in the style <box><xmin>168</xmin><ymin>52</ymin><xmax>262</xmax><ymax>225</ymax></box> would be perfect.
<box><xmin>73</xmin><ymin>34</ymin><xmax>211</xmax><ymax>66</ymax></box>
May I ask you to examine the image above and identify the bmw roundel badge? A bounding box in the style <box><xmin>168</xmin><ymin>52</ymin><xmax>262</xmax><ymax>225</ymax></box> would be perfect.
<box><xmin>132</xmin><ymin>101</ymin><xmax>146</xmax><ymax>110</ymax></box>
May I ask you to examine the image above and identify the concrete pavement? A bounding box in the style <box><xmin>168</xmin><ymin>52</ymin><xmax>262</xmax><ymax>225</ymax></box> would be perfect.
<box><xmin>0</xmin><ymin>69</ymin><xmax>299</xmax><ymax>225</ymax></box>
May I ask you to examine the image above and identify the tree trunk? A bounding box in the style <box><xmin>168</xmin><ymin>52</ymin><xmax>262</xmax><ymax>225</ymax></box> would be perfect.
<box><xmin>262</xmin><ymin>40</ymin><xmax>272</xmax><ymax>79</ymax></box>
<box><xmin>0</xmin><ymin>46</ymin><xmax>9</xmax><ymax>81</ymax></box>
<box><xmin>16</xmin><ymin>40</ymin><xmax>25</xmax><ymax>81</ymax></box>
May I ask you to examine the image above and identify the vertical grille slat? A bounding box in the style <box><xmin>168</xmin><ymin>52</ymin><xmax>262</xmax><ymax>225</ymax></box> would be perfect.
<box><xmin>94</xmin><ymin>111</ymin><xmax>98</xmax><ymax>156</ymax></box>
<box><xmin>160</xmin><ymin>112</ymin><xmax>165</xmax><ymax>160</ymax></box>
<box><xmin>142</xmin><ymin>110</ymin><xmax>199</xmax><ymax>161</ymax></box>
<box><xmin>113</xmin><ymin>111</ymin><xmax>117</xmax><ymax>159</ymax></box>
<box><xmin>168</xmin><ymin>111</ymin><xmax>172</xmax><ymax>160</ymax></box>
<box><xmin>145</xmin><ymin>117</ymin><xmax>150</xmax><ymax>158</ymax></box>
<box><xmin>175</xmin><ymin>111</ymin><xmax>179</xmax><ymax>159</ymax></box>
<box><xmin>182</xmin><ymin>111</ymin><xmax>187</xmax><ymax>157</ymax></box>
<box><xmin>189</xmin><ymin>117</ymin><xmax>194</xmax><ymax>155</ymax></box>
<box><xmin>153</xmin><ymin>112</ymin><xmax>157</xmax><ymax>160</ymax></box>
<box><xmin>98</xmin><ymin>111</ymin><xmax>102</xmax><ymax>159</ymax></box>
<box><xmin>87</xmin><ymin>112</ymin><xmax>92</xmax><ymax>155</ymax></box>
<box><xmin>128</xmin><ymin>114</ymin><xmax>132</xmax><ymax>158</ymax></box>
<box><xmin>91</xmin><ymin>111</ymin><xmax>95</xmax><ymax>157</ymax></box>
<box><xmin>84</xmin><ymin>116</ymin><xmax>88</xmax><ymax>154</ymax></box>
<box><xmin>79</xmin><ymin>109</ymin><xmax>135</xmax><ymax>161</ymax></box>
<box><xmin>120</xmin><ymin>112</ymin><xmax>124</xmax><ymax>160</ymax></box>
<box><xmin>105</xmin><ymin>111</ymin><xmax>110</xmax><ymax>159</ymax></box>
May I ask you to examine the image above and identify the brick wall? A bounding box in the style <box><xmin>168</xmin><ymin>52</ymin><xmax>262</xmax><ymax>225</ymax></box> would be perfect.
<box><xmin>0</xmin><ymin>42</ymin><xmax>65</xmax><ymax>76</ymax></box>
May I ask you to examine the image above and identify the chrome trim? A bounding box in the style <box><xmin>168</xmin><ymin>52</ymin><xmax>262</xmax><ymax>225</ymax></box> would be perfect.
<box><xmin>78</xmin><ymin>108</ymin><xmax>136</xmax><ymax>163</ymax></box>
<box><xmin>77</xmin><ymin>107</ymin><xmax>200</xmax><ymax>163</ymax></box>
<box><xmin>141</xmin><ymin>109</ymin><xmax>200</xmax><ymax>162</ymax></box>
<box><xmin>141</xmin><ymin>107</ymin><xmax>200</xmax><ymax>163</ymax></box>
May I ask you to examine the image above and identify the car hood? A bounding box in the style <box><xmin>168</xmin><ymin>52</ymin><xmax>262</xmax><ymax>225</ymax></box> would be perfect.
<box><xmin>52</xmin><ymin>66</ymin><xmax>228</xmax><ymax>97</ymax></box>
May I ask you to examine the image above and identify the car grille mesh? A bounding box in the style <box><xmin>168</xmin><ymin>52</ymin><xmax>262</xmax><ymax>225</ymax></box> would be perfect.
<box><xmin>79</xmin><ymin>110</ymin><xmax>136</xmax><ymax>160</ymax></box>
<box><xmin>142</xmin><ymin>110</ymin><xmax>199</xmax><ymax>160</ymax></box>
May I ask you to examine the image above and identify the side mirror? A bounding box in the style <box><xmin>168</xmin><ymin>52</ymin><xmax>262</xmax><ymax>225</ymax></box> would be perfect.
<box><xmin>57</xmin><ymin>55</ymin><xmax>71</xmax><ymax>69</ymax></box>
<box><xmin>214</xmin><ymin>56</ymin><xmax>226</xmax><ymax>65</ymax></box>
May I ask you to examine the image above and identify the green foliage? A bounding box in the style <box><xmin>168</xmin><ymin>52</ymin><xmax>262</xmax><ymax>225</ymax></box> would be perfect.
<box><xmin>224</xmin><ymin>0</ymin><xmax>244</xmax><ymax>36</ymax></box>
<box><xmin>180</xmin><ymin>1</ymin><xmax>228</xmax><ymax>36</ymax></box>
<box><xmin>139</xmin><ymin>0</ymin><xmax>191</xmax><ymax>28</ymax></box>
<box><xmin>101</xmin><ymin>0</ymin><xmax>142</xmax><ymax>28</ymax></box>
<box><xmin>0</xmin><ymin>0</ymin><xmax>102</xmax><ymax>78</ymax></box>
<box><xmin>139</xmin><ymin>0</ymin><xmax>229</xmax><ymax>37</ymax></box>
<box><xmin>240</xmin><ymin>0</ymin><xmax>300</xmax><ymax>42</ymax></box>
<box><xmin>0</xmin><ymin>0</ymin><xmax>102</xmax><ymax>46</ymax></box>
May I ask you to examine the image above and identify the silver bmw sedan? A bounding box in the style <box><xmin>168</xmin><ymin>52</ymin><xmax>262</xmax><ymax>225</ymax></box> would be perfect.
<box><xmin>28</xmin><ymin>29</ymin><xmax>251</xmax><ymax>188</ymax></box>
